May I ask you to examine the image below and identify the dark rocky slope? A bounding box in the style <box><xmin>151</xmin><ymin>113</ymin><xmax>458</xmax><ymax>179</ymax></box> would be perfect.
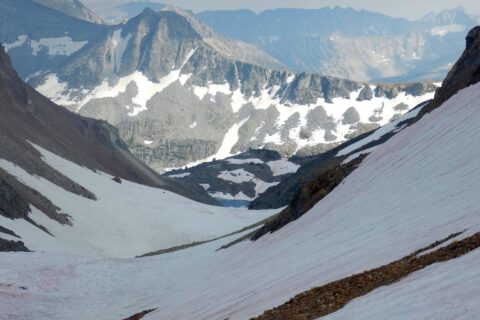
<box><xmin>251</xmin><ymin>155</ymin><xmax>366</xmax><ymax>241</ymax></box>
<box><xmin>0</xmin><ymin>42</ymin><xmax>214</xmax><ymax>249</ymax></box>
<box><xmin>424</xmin><ymin>26</ymin><xmax>480</xmax><ymax>113</ymax></box>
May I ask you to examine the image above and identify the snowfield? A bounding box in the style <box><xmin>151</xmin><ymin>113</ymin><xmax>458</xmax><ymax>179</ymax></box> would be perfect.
<box><xmin>1</xmin><ymin>82</ymin><xmax>480</xmax><ymax>319</ymax></box>
<box><xmin>0</xmin><ymin>144</ymin><xmax>277</xmax><ymax>258</ymax></box>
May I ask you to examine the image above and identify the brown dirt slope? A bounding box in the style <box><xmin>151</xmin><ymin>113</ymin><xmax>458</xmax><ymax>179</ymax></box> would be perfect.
<box><xmin>253</xmin><ymin>230</ymin><xmax>480</xmax><ymax>320</ymax></box>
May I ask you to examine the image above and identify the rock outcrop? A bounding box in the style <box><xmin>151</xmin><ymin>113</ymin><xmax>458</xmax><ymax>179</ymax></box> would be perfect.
<box><xmin>425</xmin><ymin>26</ymin><xmax>480</xmax><ymax>113</ymax></box>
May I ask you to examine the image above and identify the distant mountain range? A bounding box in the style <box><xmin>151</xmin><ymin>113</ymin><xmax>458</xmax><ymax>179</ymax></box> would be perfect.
<box><xmin>0</xmin><ymin>0</ymin><xmax>437</xmax><ymax>173</ymax></box>
<box><xmin>1</xmin><ymin>15</ymin><xmax>480</xmax><ymax>320</ymax></box>
<box><xmin>198</xmin><ymin>6</ymin><xmax>479</xmax><ymax>82</ymax></box>
<box><xmin>84</xmin><ymin>2</ymin><xmax>479</xmax><ymax>82</ymax></box>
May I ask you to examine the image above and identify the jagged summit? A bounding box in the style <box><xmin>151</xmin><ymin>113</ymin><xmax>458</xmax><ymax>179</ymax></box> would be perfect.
<box><xmin>136</xmin><ymin>5</ymin><xmax>285</xmax><ymax>70</ymax></box>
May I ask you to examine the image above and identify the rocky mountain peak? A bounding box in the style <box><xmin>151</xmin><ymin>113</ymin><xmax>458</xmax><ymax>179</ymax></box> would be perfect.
<box><xmin>125</xmin><ymin>7</ymin><xmax>202</xmax><ymax>43</ymax></box>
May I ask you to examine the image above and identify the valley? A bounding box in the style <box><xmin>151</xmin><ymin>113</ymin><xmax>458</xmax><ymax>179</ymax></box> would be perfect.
<box><xmin>0</xmin><ymin>1</ymin><xmax>479</xmax><ymax>320</ymax></box>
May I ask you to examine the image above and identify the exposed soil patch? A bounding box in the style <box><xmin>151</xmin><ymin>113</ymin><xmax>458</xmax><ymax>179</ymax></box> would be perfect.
<box><xmin>252</xmin><ymin>230</ymin><xmax>480</xmax><ymax>320</ymax></box>
<box><xmin>123</xmin><ymin>309</ymin><xmax>156</xmax><ymax>320</ymax></box>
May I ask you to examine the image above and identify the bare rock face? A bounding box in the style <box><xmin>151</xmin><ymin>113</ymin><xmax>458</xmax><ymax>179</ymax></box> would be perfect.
<box><xmin>0</xmin><ymin>178</ymin><xmax>30</xmax><ymax>220</ymax></box>
<box><xmin>1</xmin><ymin>3</ymin><xmax>438</xmax><ymax>172</ymax></box>
<box><xmin>356</xmin><ymin>85</ymin><xmax>373</xmax><ymax>101</ymax></box>
<box><xmin>426</xmin><ymin>26</ymin><xmax>480</xmax><ymax>113</ymax></box>
<box><xmin>0</xmin><ymin>238</ymin><xmax>30</xmax><ymax>252</ymax></box>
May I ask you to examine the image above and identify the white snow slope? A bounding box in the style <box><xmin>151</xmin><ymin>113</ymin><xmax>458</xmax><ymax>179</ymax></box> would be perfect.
<box><xmin>1</xmin><ymin>83</ymin><xmax>480</xmax><ymax>319</ymax></box>
<box><xmin>0</xmin><ymin>144</ymin><xmax>276</xmax><ymax>258</ymax></box>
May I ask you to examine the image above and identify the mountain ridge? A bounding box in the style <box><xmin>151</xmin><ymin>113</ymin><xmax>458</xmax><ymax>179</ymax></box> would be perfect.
<box><xmin>1</xmin><ymin>3</ymin><xmax>437</xmax><ymax>173</ymax></box>
<box><xmin>198</xmin><ymin>6</ymin><xmax>478</xmax><ymax>82</ymax></box>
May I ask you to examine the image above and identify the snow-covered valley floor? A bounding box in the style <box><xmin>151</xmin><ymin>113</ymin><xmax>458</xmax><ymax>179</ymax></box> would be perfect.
<box><xmin>0</xmin><ymin>145</ymin><xmax>277</xmax><ymax>258</ymax></box>
<box><xmin>1</xmin><ymin>82</ymin><xmax>480</xmax><ymax>319</ymax></box>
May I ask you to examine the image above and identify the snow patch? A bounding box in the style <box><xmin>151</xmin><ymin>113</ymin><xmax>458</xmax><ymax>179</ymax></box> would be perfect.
<box><xmin>218</xmin><ymin>169</ymin><xmax>256</xmax><ymax>183</ymax></box>
<box><xmin>35</xmin><ymin>74</ymin><xmax>74</xmax><ymax>107</ymax></box>
<box><xmin>430</xmin><ymin>24</ymin><xmax>466</xmax><ymax>37</ymax></box>
<box><xmin>168</xmin><ymin>172</ymin><xmax>191</xmax><ymax>178</ymax></box>
<box><xmin>30</xmin><ymin>37</ymin><xmax>88</xmax><ymax>56</ymax></box>
<box><xmin>267</xmin><ymin>159</ymin><xmax>300</xmax><ymax>176</ymax></box>
<box><xmin>226</xmin><ymin>158</ymin><xmax>264</xmax><ymax>165</ymax></box>
<box><xmin>213</xmin><ymin>117</ymin><xmax>250</xmax><ymax>160</ymax></box>
<box><xmin>75</xmin><ymin>47</ymin><xmax>198</xmax><ymax>115</ymax></box>
<box><xmin>3</xmin><ymin>35</ymin><xmax>28</xmax><ymax>52</ymax></box>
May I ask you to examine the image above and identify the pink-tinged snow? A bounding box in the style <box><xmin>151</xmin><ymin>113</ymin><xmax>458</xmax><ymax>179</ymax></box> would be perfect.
<box><xmin>138</xmin><ymin>82</ymin><xmax>480</xmax><ymax>318</ymax></box>
<box><xmin>0</xmin><ymin>144</ymin><xmax>277</xmax><ymax>258</ymax></box>
<box><xmin>322</xmin><ymin>248</ymin><xmax>480</xmax><ymax>320</ymax></box>
<box><xmin>1</xmin><ymin>83</ymin><xmax>480</xmax><ymax>319</ymax></box>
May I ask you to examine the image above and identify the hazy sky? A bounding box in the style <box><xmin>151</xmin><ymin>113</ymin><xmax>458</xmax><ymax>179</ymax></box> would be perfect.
<box><xmin>83</xmin><ymin>0</ymin><xmax>480</xmax><ymax>20</ymax></box>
